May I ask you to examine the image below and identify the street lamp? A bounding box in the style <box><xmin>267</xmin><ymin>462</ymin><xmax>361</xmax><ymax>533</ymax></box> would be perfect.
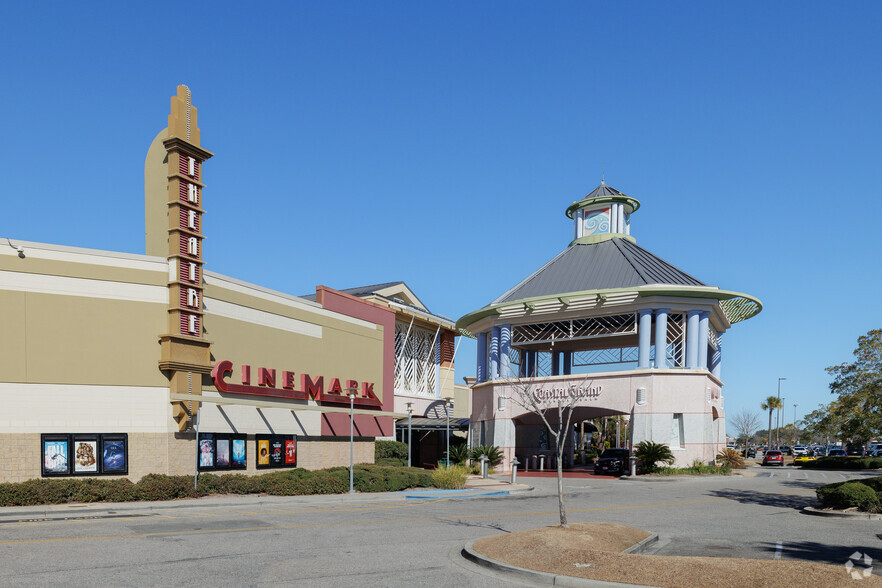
<box><xmin>793</xmin><ymin>403</ymin><xmax>799</xmax><ymax>444</ymax></box>
<box><xmin>776</xmin><ymin>377</ymin><xmax>786</xmax><ymax>448</ymax></box>
<box><xmin>347</xmin><ymin>386</ymin><xmax>358</xmax><ymax>494</ymax></box>
<box><xmin>405</xmin><ymin>402</ymin><xmax>413</xmax><ymax>468</ymax></box>
<box><xmin>443</xmin><ymin>396</ymin><xmax>453</xmax><ymax>466</ymax></box>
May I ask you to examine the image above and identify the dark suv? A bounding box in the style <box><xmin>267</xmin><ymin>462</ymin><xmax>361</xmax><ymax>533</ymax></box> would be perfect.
<box><xmin>594</xmin><ymin>448</ymin><xmax>630</xmax><ymax>476</ymax></box>
<box><xmin>845</xmin><ymin>443</ymin><xmax>865</xmax><ymax>456</ymax></box>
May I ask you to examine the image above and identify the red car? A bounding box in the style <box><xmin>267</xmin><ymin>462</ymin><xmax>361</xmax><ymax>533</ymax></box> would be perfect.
<box><xmin>762</xmin><ymin>450</ymin><xmax>784</xmax><ymax>466</ymax></box>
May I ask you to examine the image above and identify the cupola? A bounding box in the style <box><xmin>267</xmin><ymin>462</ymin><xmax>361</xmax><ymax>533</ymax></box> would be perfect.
<box><xmin>565</xmin><ymin>181</ymin><xmax>641</xmax><ymax>245</ymax></box>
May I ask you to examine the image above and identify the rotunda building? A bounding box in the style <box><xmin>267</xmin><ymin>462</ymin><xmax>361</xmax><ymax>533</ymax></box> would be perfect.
<box><xmin>457</xmin><ymin>182</ymin><xmax>761</xmax><ymax>469</ymax></box>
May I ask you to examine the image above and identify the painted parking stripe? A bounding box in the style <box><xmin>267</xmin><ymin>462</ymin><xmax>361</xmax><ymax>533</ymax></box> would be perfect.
<box><xmin>803</xmin><ymin>473</ymin><xmax>808</xmax><ymax>479</ymax></box>
<box><xmin>774</xmin><ymin>541</ymin><xmax>783</xmax><ymax>560</ymax></box>
<box><xmin>787</xmin><ymin>472</ymin><xmax>791</xmax><ymax>479</ymax></box>
<box><xmin>821</xmin><ymin>473</ymin><xmax>827</xmax><ymax>479</ymax></box>
<box><xmin>769</xmin><ymin>472</ymin><xmax>774</xmax><ymax>478</ymax></box>
<box><xmin>839</xmin><ymin>473</ymin><xmax>847</xmax><ymax>479</ymax></box>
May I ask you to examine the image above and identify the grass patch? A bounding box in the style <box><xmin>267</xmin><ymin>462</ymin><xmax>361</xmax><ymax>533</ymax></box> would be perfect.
<box><xmin>431</xmin><ymin>464</ymin><xmax>469</xmax><ymax>489</ymax></box>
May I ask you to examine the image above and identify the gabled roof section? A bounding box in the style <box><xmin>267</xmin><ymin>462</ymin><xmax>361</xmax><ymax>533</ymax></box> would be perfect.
<box><xmin>492</xmin><ymin>238</ymin><xmax>705</xmax><ymax>305</ymax></box>
<box><xmin>301</xmin><ymin>281</ymin><xmax>424</xmax><ymax>307</ymax></box>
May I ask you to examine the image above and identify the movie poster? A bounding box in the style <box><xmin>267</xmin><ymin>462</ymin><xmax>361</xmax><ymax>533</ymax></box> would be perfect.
<box><xmin>73</xmin><ymin>440</ymin><xmax>99</xmax><ymax>474</ymax></box>
<box><xmin>199</xmin><ymin>436</ymin><xmax>215</xmax><ymax>469</ymax></box>
<box><xmin>216</xmin><ymin>439</ymin><xmax>230</xmax><ymax>468</ymax></box>
<box><xmin>232</xmin><ymin>438</ymin><xmax>246</xmax><ymax>468</ymax></box>
<box><xmin>257</xmin><ymin>439</ymin><xmax>270</xmax><ymax>466</ymax></box>
<box><xmin>269</xmin><ymin>437</ymin><xmax>284</xmax><ymax>466</ymax></box>
<box><xmin>43</xmin><ymin>439</ymin><xmax>69</xmax><ymax>474</ymax></box>
<box><xmin>102</xmin><ymin>438</ymin><xmax>127</xmax><ymax>473</ymax></box>
<box><xmin>285</xmin><ymin>438</ymin><xmax>296</xmax><ymax>465</ymax></box>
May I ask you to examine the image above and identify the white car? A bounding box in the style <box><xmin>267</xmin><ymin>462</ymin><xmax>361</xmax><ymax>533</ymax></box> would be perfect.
<box><xmin>793</xmin><ymin>445</ymin><xmax>809</xmax><ymax>457</ymax></box>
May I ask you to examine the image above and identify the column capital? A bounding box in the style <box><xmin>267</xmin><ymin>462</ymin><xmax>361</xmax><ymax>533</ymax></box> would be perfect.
<box><xmin>654</xmin><ymin>308</ymin><xmax>671</xmax><ymax>315</ymax></box>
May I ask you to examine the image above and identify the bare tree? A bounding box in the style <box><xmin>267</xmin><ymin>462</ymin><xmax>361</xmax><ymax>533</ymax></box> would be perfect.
<box><xmin>509</xmin><ymin>376</ymin><xmax>595</xmax><ymax>528</ymax></box>
<box><xmin>730</xmin><ymin>409</ymin><xmax>761</xmax><ymax>446</ymax></box>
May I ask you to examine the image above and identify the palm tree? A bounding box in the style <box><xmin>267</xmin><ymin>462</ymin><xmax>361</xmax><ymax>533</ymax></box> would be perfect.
<box><xmin>760</xmin><ymin>396</ymin><xmax>782</xmax><ymax>448</ymax></box>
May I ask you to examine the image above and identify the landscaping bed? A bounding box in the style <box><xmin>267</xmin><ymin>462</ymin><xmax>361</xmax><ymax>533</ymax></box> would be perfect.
<box><xmin>0</xmin><ymin>465</ymin><xmax>433</xmax><ymax>507</ymax></box>
<box><xmin>472</xmin><ymin>523</ymin><xmax>878</xmax><ymax>587</ymax></box>
<box><xmin>801</xmin><ymin>456</ymin><xmax>882</xmax><ymax>470</ymax></box>
<box><xmin>815</xmin><ymin>475</ymin><xmax>882</xmax><ymax>513</ymax></box>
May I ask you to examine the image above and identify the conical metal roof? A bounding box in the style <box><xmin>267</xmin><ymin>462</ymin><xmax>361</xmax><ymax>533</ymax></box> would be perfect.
<box><xmin>492</xmin><ymin>238</ymin><xmax>705</xmax><ymax>305</ymax></box>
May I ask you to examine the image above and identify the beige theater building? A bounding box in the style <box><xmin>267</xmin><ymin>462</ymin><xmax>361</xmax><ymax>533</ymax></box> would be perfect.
<box><xmin>0</xmin><ymin>86</ymin><xmax>460</xmax><ymax>483</ymax></box>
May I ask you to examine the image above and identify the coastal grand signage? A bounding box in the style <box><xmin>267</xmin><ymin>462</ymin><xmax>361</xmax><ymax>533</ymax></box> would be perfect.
<box><xmin>211</xmin><ymin>360</ymin><xmax>382</xmax><ymax>408</ymax></box>
<box><xmin>533</xmin><ymin>384</ymin><xmax>602</xmax><ymax>402</ymax></box>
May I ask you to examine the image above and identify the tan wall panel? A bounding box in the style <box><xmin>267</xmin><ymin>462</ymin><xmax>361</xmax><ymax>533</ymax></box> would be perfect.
<box><xmin>203</xmin><ymin>280</ymin><xmax>377</xmax><ymax>335</ymax></box>
<box><xmin>0</xmin><ymin>256</ymin><xmax>167</xmax><ymax>287</ymax></box>
<box><xmin>20</xmin><ymin>293</ymin><xmax>168</xmax><ymax>387</ymax></box>
<box><xmin>0</xmin><ymin>291</ymin><xmax>27</xmax><ymax>382</ymax></box>
<box><xmin>205</xmin><ymin>314</ymin><xmax>384</xmax><ymax>399</ymax></box>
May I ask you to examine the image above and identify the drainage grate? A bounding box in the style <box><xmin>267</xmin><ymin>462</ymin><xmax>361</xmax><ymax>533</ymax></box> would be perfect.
<box><xmin>0</xmin><ymin>513</ymin><xmax>155</xmax><ymax>524</ymax></box>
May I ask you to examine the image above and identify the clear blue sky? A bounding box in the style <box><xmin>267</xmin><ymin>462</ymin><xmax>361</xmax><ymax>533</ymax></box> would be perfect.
<box><xmin>3</xmin><ymin>2</ymin><xmax>880</xmax><ymax>434</ymax></box>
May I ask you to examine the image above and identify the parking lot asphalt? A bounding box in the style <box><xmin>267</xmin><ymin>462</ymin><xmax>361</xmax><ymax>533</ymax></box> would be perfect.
<box><xmin>0</xmin><ymin>468</ymin><xmax>877</xmax><ymax>586</ymax></box>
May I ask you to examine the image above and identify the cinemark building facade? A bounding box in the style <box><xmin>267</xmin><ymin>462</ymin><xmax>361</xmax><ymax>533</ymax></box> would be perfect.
<box><xmin>0</xmin><ymin>86</ymin><xmax>457</xmax><ymax>482</ymax></box>
<box><xmin>457</xmin><ymin>182</ymin><xmax>761</xmax><ymax>469</ymax></box>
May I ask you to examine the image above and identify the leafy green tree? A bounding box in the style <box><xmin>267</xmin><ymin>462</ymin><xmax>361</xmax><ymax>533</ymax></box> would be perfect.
<box><xmin>802</xmin><ymin>403</ymin><xmax>840</xmax><ymax>445</ymax></box>
<box><xmin>825</xmin><ymin>329</ymin><xmax>882</xmax><ymax>442</ymax></box>
<box><xmin>634</xmin><ymin>441</ymin><xmax>675</xmax><ymax>473</ymax></box>
<box><xmin>760</xmin><ymin>396</ymin><xmax>782</xmax><ymax>447</ymax></box>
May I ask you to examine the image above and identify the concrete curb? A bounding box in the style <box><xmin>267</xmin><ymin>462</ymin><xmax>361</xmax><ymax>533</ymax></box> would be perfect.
<box><xmin>462</xmin><ymin>535</ymin><xmax>659</xmax><ymax>587</ymax></box>
<box><xmin>802</xmin><ymin>507</ymin><xmax>882</xmax><ymax>520</ymax></box>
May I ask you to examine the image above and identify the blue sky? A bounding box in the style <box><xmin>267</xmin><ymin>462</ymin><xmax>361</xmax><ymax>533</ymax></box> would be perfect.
<box><xmin>3</xmin><ymin>2</ymin><xmax>880</xmax><ymax>434</ymax></box>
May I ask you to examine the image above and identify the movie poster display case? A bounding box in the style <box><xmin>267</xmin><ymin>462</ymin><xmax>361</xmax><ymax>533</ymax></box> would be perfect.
<box><xmin>256</xmin><ymin>434</ymin><xmax>296</xmax><ymax>469</ymax></box>
<box><xmin>41</xmin><ymin>433</ymin><xmax>128</xmax><ymax>477</ymax></box>
<box><xmin>197</xmin><ymin>433</ymin><xmax>248</xmax><ymax>471</ymax></box>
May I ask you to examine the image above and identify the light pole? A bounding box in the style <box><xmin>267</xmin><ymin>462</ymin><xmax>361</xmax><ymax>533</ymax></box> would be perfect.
<box><xmin>793</xmin><ymin>403</ymin><xmax>799</xmax><ymax>444</ymax></box>
<box><xmin>348</xmin><ymin>386</ymin><xmax>358</xmax><ymax>494</ymax></box>
<box><xmin>443</xmin><ymin>396</ymin><xmax>453</xmax><ymax>467</ymax></box>
<box><xmin>776</xmin><ymin>377</ymin><xmax>786</xmax><ymax>448</ymax></box>
<box><xmin>406</xmin><ymin>402</ymin><xmax>413</xmax><ymax>468</ymax></box>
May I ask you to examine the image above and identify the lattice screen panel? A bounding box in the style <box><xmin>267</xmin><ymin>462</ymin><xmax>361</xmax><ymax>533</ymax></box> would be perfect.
<box><xmin>394</xmin><ymin>322</ymin><xmax>437</xmax><ymax>396</ymax></box>
<box><xmin>505</xmin><ymin>348</ymin><xmax>521</xmax><ymax>378</ymax></box>
<box><xmin>665</xmin><ymin>313</ymin><xmax>686</xmax><ymax>368</ymax></box>
<box><xmin>708</xmin><ymin>326</ymin><xmax>719</xmax><ymax>351</ymax></box>
<box><xmin>511</xmin><ymin>313</ymin><xmax>636</xmax><ymax>345</ymax></box>
<box><xmin>535</xmin><ymin>352</ymin><xmax>553</xmax><ymax>377</ymax></box>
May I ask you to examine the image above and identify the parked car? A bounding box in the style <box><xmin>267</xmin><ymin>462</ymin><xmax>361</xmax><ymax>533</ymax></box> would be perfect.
<box><xmin>793</xmin><ymin>455</ymin><xmax>815</xmax><ymax>465</ymax></box>
<box><xmin>811</xmin><ymin>445</ymin><xmax>826</xmax><ymax>457</ymax></box>
<box><xmin>742</xmin><ymin>447</ymin><xmax>757</xmax><ymax>458</ymax></box>
<box><xmin>762</xmin><ymin>450</ymin><xmax>784</xmax><ymax>466</ymax></box>
<box><xmin>793</xmin><ymin>445</ymin><xmax>809</xmax><ymax>457</ymax></box>
<box><xmin>780</xmin><ymin>445</ymin><xmax>793</xmax><ymax>456</ymax></box>
<box><xmin>845</xmin><ymin>444</ymin><xmax>865</xmax><ymax>456</ymax></box>
<box><xmin>828</xmin><ymin>449</ymin><xmax>847</xmax><ymax>457</ymax></box>
<box><xmin>594</xmin><ymin>448</ymin><xmax>630</xmax><ymax>476</ymax></box>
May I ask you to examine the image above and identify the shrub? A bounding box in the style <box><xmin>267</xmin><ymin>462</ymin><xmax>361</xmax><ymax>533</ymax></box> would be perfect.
<box><xmin>376</xmin><ymin>457</ymin><xmax>407</xmax><ymax>466</ymax></box>
<box><xmin>716</xmin><ymin>448</ymin><xmax>746</xmax><ymax>469</ymax></box>
<box><xmin>432</xmin><ymin>464</ymin><xmax>468</xmax><ymax>489</ymax></box>
<box><xmin>634</xmin><ymin>441</ymin><xmax>675</xmax><ymax>473</ymax></box>
<box><xmin>468</xmin><ymin>445</ymin><xmax>503</xmax><ymax>466</ymax></box>
<box><xmin>0</xmin><ymin>465</ymin><xmax>434</xmax><ymax>506</ymax></box>
<box><xmin>448</xmin><ymin>442</ymin><xmax>470</xmax><ymax>464</ymax></box>
<box><xmin>801</xmin><ymin>456</ymin><xmax>882</xmax><ymax>470</ymax></box>
<box><xmin>137</xmin><ymin>474</ymin><xmax>201</xmax><ymax>501</ymax></box>
<box><xmin>817</xmin><ymin>481</ymin><xmax>881</xmax><ymax>512</ymax></box>
<box><xmin>375</xmin><ymin>440</ymin><xmax>407</xmax><ymax>460</ymax></box>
